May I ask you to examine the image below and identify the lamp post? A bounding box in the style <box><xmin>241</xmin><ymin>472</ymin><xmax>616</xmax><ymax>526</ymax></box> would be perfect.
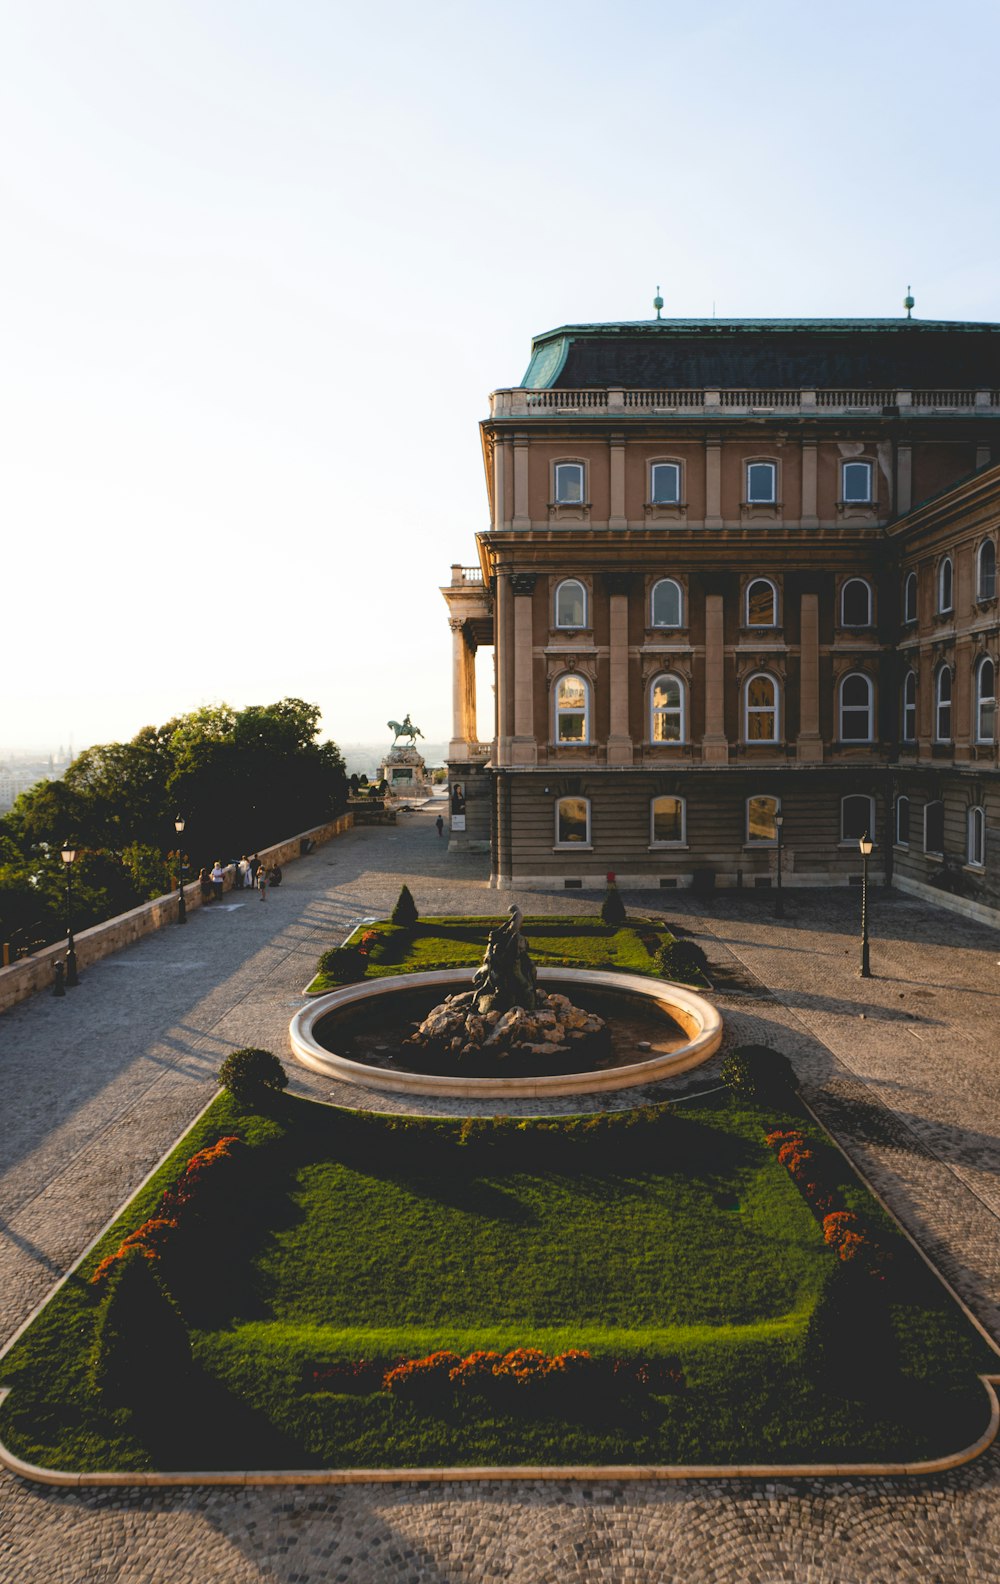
<box><xmin>774</xmin><ymin>812</ymin><xmax>784</xmax><ymax>918</ymax></box>
<box><xmin>174</xmin><ymin>815</ymin><xmax>187</xmax><ymax>924</ymax></box>
<box><xmin>60</xmin><ymin>841</ymin><xmax>80</xmax><ymax>987</ymax></box>
<box><xmin>859</xmin><ymin>831</ymin><xmax>873</xmax><ymax>978</ymax></box>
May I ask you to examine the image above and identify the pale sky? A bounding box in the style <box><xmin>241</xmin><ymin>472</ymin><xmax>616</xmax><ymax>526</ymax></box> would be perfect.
<box><xmin>3</xmin><ymin>0</ymin><xmax>998</xmax><ymax>756</ymax></box>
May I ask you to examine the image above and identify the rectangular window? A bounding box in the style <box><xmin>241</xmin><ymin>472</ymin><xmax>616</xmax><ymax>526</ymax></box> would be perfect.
<box><xmin>746</xmin><ymin>462</ymin><xmax>776</xmax><ymax>503</ymax></box>
<box><xmin>556</xmin><ymin>797</ymin><xmax>589</xmax><ymax>845</ymax></box>
<box><xmin>651</xmin><ymin>462</ymin><xmax>681</xmax><ymax>503</ymax></box>
<box><xmin>842</xmin><ymin>461</ymin><xmax>873</xmax><ymax>503</ymax></box>
<box><xmin>651</xmin><ymin>796</ymin><xmax>685</xmax><ymax>844</ymax></box>
<box><xmin>554</xmin><ymin>463</ymin><xmax>584</xmax><ymax>504</ymax></box>
<box><xmin>746</xmin><ymin>795</ymin><xmax>779</xmax><ymax>843</ymax></box>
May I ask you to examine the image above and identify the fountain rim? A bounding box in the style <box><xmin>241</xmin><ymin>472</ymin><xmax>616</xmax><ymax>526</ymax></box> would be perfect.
<box><xmin>288</xmin><ymin>967</ymin><xmax>723</xmax><ymax>1099</ymax></box>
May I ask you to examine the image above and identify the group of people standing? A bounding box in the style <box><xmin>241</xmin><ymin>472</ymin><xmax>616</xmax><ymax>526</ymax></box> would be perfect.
<box><xmin>198</xmin><ymin>854</ymin><xmax>282</xmax><ymax>905</ymax></box>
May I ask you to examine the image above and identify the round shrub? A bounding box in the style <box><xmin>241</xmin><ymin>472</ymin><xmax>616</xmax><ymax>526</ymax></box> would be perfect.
<box><xmin>218</xmin><ymin>1047</ymin><xmax>288</xmax><ymax>1107</ymax></box>
<box><xmin>721</xmin><ymin>1043</ymin><xmax>798</xmax><ymax>1100</ymax></box>
<box><xmin>317</xmin><ymin>945</ymin><xmax>367</xmax><ymax>983</ymax></box>
<box><xmin>656</xmin><ymin>937</ymin><xmax>709</xmax><ymax>984</ymax></box>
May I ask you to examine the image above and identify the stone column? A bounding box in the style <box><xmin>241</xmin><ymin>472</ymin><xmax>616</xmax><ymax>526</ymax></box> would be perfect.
<box><xmin>510</xmin><ymin>573</ymin><xmax>538</xmax><ymax>764</ymax></box>
<box><xmin>448</xmin><ymin>618</ymin><xmax>472</xmax><ymax>760</ymax></box>
<box><xmin>896</xmin><ymin>444</ymin><xmax>912</xmax><ymax>516</ymax></box>
<box><xmin>495</xmin><ymin>572</ymin><xmax>512</xmax><ymax>765</ymax></box>
<box><xmin>493</xmin><ymin>439</ymin><xmax>508</xmax><ymax>529</ymax></box>
<box><xmin>797</xmin><ymin>592</ymin><xmax>824</xmax><ymax>761</ymax></box>
<box><xmin>702</xmin><ymin>592</ymin><xmax>728</xmax><ymax>761</ymax></box>
<box><xmin>512</xmin><ymin>434</ymin><xmax>530</xmax><ymax>530</ymax></box>
<box><xmin>801</xmin><ymin>440</ymin><xmax>818</xmax><ymax>527</ymax></box>
<box><xmin>609</xmin><ymin>434</ymin><xmax>626</xmax><ymax>529</ymax></box>
<box><xmin>605</xmin><ymin>572</ymin><xmax>633</xmax><ymax>763</ymax></box>
<box><xmin>953</xmin><ymin>636</ymin><xmax>973</xmax><ymax>762</ymax></box>
<box><xmin>705</xmin><ymin>438</ymin><xmax>722</xmax><ymax>527</ymax></box>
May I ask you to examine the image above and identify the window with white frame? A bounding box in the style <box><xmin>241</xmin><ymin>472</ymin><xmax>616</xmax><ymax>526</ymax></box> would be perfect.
<box><xmin>968</xmin><ymin>805</ymin><xmax>986</xmax><ymax>867</ymax></box>
<box><xmin>554</xmin><ymin>673</ymin><xmax>590</xmax><ymax>743</ymax></box>
<box><xmin>903</xmin><ymin>570</ymin><xmax>918</xmax><ymax>623</ymax></box>
<box><xmin>902</xmin><ymin>670</ymin><xmax>917</xmax><ymax>743</ymax></box>
<box><xmin>937</xmin><ymin>556</ymin><xmax>954</xmax><ymax>615</ymax></box>
<box><xmin>935</xmin><ymin>666</ymin><xmax>952</xmax><ymax>741</ymax></box>
<box><xmin>650</xmin><ymin>795</ymin><xmax>685</xmax><ymax>844</ymax></box>
<box><xmin>649</xmin><ymin>674</ymin><xmax>685</xmax><ymax>742</ymax></box>
<box><xmin>746</xmin><ymin>461</ymin><xmax>776</xmax><ymax>503</ymax></box>
<box><xmin>896</xmin><ymin>795</ymin><xmax>910</xmax><ymax>846</ymax></box>
<box><xmin>842</xmin><ymin>460</ymin><xmax>873</xmax><ymax>503</ymax></box>
<box><xmin>978</xmin><ymin>540</ymin><xmax>997</xmax><ymax>601</ymax></box>
<box><xmin>839</xmin><ymin>672</ymin><xmax>874</xmax><ymax>742</ymax></box>
<box><xmin>746</xmin><ymin>794</ymin><xmax>779</xmax><ymax>843</ymax></box>
<box><xmin>554</xmin><ymin>462</ymin><xmax>585</xmax><ymax>505</ymax></box>
<box><xmin>745</xmin><ymin>578</ymin><xmax>778</xmax><ymax>627</ymax></box>
<box><xmin>976</xmin><ymin>656</ymin><xmax>996</xmax><ymax>743</ymax></box>
<box><xmin>841</xmin><ymin>793</ymin><xmax>875</xmax><ymax>842</ymax></box>
<box><xmin>650</xmin><ymin>462</ymin><xmax>681</xmax><ymax>504</ymax></box>
<box><xmin>555</xmin><ymin>796</ymin><xmax>590</xmax><ymax>846</ymax></box>
<box><xmin>924</xmin><ymin>799</ymin><xmax>944</xmax><ymax>856</ymax></box>
<box><xmin>744</xmin><ymin>673</ymin><xmax>779</xmax><ymax>741</ymax></box>
<box><xmin>650</xmin><ymin>578</ymin><xmax>683</xmax><ymax>627</ymax></box>
<box><xmin>554</xmin><ymin>578</ymin><xmax>587</xmax><ymax>629</ymax></box>
<box><xmin>841</xmin><ymin>578</ymin><xmax>873</xmax><ymax>627</ymax></box>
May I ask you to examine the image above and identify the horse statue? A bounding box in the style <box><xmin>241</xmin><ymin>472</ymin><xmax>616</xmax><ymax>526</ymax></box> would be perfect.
<box><xmin>387</xmin><ymin>714</ymin><xmax>424</xmax><ymax>747</ymax></box>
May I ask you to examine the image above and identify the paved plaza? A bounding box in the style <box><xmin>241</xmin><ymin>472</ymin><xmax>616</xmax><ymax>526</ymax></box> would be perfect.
<box><xmin>2</xmin><ymin>802</ymin><xmax>1000</xmax><ymax>1582</ymax></box>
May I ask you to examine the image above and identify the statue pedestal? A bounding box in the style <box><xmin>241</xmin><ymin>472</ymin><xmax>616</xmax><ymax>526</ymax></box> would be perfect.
<box><xmin>379</xmin><ymin>744</ymin><xmax>429</xmax><ymax>799</ymax></box>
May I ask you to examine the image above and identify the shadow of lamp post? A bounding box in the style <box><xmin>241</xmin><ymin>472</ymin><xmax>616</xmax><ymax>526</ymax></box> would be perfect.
<box><xmin>174</xmin><ymin>814</ymin><xmax>187</xmax><ymax>924</ymax></box>
<box><xmin>60</xmin><ymin>840</ymin><xmax>80</xmax><ymax>987</ymax></box>
<box><xmin>774</xmin><ymin>811</ymin><xmax>784</xmax><ymax>918</ymax></box>
<box><xmin>859</xmin><ymin>830</ymin><xmax>873</xmax><ymax>978</ymax></box>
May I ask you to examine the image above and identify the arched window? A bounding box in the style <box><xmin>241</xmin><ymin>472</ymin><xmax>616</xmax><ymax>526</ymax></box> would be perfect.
<box><xmin>554</xmin><ymin>578</ymin><xmax>587</xmax><ymax>629</ymax></box>
<box><xmin>744</xmin><ymin>673</ymin><xmax>779</xmax><ymax>742</ymax></box>
<box><xmin>555</xmin><ymin>796</ymin><xmax>590</xmax><ymax>846</ymax></box>
<box><xmin>978</xmin><ymin>540</ymin><xmax>997</xmax><ymax>601</ymax></box>
<box><xmin>902</xmin><ymin>670</ymin><xmax>917</xmax><ymax>743</ymax></box>
<box><xmin>935</xmin><ymin>667</ymin><xmax>952</xmax><ymax>741</ymax></box>
<box><xmin>745</xmin><ymin>579</ymin><xmax>778</xmax><ymax>627</ymax></box>
<box><xmin>841</xmin><ymin>578</ymin><xmax>872</xmax><ymax>627</ymax></box>
<box><xmin>895</xmin><ymin>795</ymin><xmax>910</xmax><ymax>846</ymax></box>
<box><xmin>650</xmin><ymin>578</ymin><xmax>683</xmax><ymax>627</ymax></box>
<box><xmin>976</xmin><ymin>656</ymin><xmax>996</xmax><ymax>743</ymax></box>
<box><xmin>842</xmin><ymin>794</ymin><xmax>875</xmax><ymax>842</ymax></box>
<box><xmin>839</xmin><ymin>673</ymin><xmax>874</xmax><ymax>742</ymax></box>
<box><xmin>554</xmin><ymin>674</ymin><xmax>590</xmax><ymax>743</ymax></box>
<box><xmin>903</xmin><ymin>570</ymin><xmax>918</xmax><ymax>623</ymax></box>
<box><xmin>746</xmin><ymin>461</ymin><xmax>776</xmax><ymax>503</ymax></box>
<box><xmin>650</xmin><ymin>795</ymin><xmax>686</xmax><ymax>844</ymax></box>
<box><xmin>554</xmin><ymin>462</ymin><xmax>585</xmax><ymax>504</ymax></box>
<box><xmin>650</xmin><ymin>462</ymin><xmax>681</xmax><ymax>504</ymax></box>
<box><xmin>746</xmin><ymin>795</ymin><xmax>779</xmax><ymax>843</ymax></box>
<box><xmin>924</xmin><ymin>799</ymin><xmax>944</xmax><ymax>856</ymax></box>
<box><xmin>649</xmin><ymin>674</ymin><xmax>685</xmax><ymax>742</ymax></box>
<box><xmin>968</xmin><ymin>806</ymin><xmax>986</xmax><ymax>867</ymax></box>
<box><xmin>842</xmin><ymin>460</ymin><xmax>873</xmax><ymax>503</ymax></box>
<box><xmin>938</xmin><ymin>556</ymin><xmax>953</xmax><ymax>615</ymax></box>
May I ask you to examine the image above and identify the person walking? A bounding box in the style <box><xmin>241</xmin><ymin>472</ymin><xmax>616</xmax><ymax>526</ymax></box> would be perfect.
<box><xmin>248</xmin><ymin>853</ymin><xmax>261</xmax><ymax>889</ymax></box>
<box><xmin>210</xmin><ymin>860</ymin><xmax>225</xmax><ymax>903</ymax></box>
<box><xmin>258</xmin><ymin>864</ymin><xmax>268</xmax><ymax>903</ymax></box>
<box><xmin>435</xmin><ymin>814</ymin><xmax>444</xmax><ymax>838</ymax></box>
<box><xmin>199</xmin><ymin>865</ymin><xmax>213</xmax><ymax>903</ymax></box>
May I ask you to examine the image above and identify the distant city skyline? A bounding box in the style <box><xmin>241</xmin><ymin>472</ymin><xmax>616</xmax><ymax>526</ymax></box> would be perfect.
<box><xmin>4</xmin><ymin>0</ymin><xmax>998</xmax><ymax>754</ymax></box>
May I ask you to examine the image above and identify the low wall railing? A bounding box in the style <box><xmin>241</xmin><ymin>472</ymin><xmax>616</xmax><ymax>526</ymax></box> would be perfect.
<box><xmin>0</xmin><ymin>811</ymin><xmax>354</xmax><ymax>1015</ymax></box>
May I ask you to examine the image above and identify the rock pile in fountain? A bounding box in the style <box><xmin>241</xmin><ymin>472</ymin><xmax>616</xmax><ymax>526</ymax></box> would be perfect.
<box><xmin>403</xmin><ymin>904</ymin><xmax>610</xmax><ymax>1070</ymax></box>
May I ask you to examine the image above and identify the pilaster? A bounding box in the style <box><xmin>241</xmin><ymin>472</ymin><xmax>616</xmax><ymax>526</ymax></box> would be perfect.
<box><xmin>797</xmin><ymin>592</ymin><xmax>824</xmax><ymax>760</ymax></box>
<box><xmin>702</xmin><ymin>592</ymin><xmax>728</xmax><ymax>761</ymax></box>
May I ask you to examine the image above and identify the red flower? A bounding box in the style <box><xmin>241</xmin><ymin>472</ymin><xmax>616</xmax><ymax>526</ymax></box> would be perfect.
<box><xmin>606</xmin><ymin>871</ymin><xmax>616</xmax><ymax>883</ymax></box>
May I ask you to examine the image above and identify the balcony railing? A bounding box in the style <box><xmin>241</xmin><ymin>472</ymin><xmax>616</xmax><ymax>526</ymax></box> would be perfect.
<box><xmin>491</xmin><ymin>387</ymin><xmax>1000</xmax><ymax>418</ymax></box>
<box><xmin>450</xmin><ymin>564</ymin><xmax>484</xmax><ymax>585</ymax></box>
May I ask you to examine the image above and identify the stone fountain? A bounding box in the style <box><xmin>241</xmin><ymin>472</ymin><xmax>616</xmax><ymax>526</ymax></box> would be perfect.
<box><xmin>402</xmin><ymin>905</ymin><xmax>609</xmax><ymax>1068</ymax></box>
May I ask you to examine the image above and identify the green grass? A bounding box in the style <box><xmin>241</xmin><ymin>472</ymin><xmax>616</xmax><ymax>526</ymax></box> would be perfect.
<box><xmin>1</xmin><ymin>1090</ymin><xmax>995</xmax><ymax>1474</ymax></box>
<box><xmin>307</xmin><ymin>916</ymin><xmax>692</xmax><ymax>994</ymax></box>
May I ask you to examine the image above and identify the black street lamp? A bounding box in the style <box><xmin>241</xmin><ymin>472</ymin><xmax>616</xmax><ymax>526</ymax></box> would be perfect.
<box><xmin>859</xmin><ymin>831</ymin><xmax>874</xmax><ymax>978</ymax></box>
<box><xmin>174</xmin><ymin>814</ymin><xmax>187</xmax><ymax>924</ymax></box>
<box><xmin>60</xmin><ymin>840</ymin><xmax>80</xmax><ymax>987</ymax></box>
<box><xmin>774</xmin><ymin>811</ymin><xmax>784</xmax><ymax>918</ymax></box>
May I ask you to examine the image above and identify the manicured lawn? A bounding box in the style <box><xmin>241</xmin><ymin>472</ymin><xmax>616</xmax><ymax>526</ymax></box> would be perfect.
<box><xmin>1</xmin><ymin>1090</ymin><xmax>995</xmax><ymax>1473</ymax></box>
<box><xmin>306</xmin><ymin>916</ymin><xmax>690</xmax><ymax>994</ymax></box>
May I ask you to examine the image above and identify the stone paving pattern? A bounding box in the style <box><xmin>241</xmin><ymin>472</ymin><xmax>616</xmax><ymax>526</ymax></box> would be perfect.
<box><xmin>2</xmin><ymin>800</ymin><xmax>1000</xmax><ymax>1582</ymax></box>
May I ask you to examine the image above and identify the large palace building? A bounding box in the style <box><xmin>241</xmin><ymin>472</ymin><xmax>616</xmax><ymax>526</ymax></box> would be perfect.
<box><xmin>443</xmin><ymin>314</ymin><xmax>1000</xmax><ymax>921</ymax></box>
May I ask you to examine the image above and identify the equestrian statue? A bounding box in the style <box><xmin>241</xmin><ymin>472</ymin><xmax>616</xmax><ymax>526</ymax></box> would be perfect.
<box><xmin>387</xmin><ymin>714</ymin><xmax>424</xmax><ymax>748</ymax></box>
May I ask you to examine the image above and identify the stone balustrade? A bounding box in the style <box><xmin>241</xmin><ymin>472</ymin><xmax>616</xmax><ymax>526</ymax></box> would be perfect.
<box><xmin>490</xmin><ymin>387</ymin><xmax>1000</xmax><ymax>418</ymax></box>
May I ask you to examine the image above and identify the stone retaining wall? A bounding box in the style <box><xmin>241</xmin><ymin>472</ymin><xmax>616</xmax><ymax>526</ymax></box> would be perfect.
<box><xmin>0</xmin><ymin>812</ymin><xmax>353</xmax><ymax>1015</ymax></box>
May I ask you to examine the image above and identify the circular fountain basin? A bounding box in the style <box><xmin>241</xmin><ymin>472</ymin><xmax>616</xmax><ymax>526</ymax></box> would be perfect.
<box><xmin>289</xmin><ymin>968</ymin><xmax>723</xmax><ymax>1099</ymax></box>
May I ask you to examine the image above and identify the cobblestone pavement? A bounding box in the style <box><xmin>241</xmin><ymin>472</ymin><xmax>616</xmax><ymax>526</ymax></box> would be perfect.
<box><xmin>2</xmin><ymin>801</ymin><xmax>1000</xmax><ymax>1582</ymax></box>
